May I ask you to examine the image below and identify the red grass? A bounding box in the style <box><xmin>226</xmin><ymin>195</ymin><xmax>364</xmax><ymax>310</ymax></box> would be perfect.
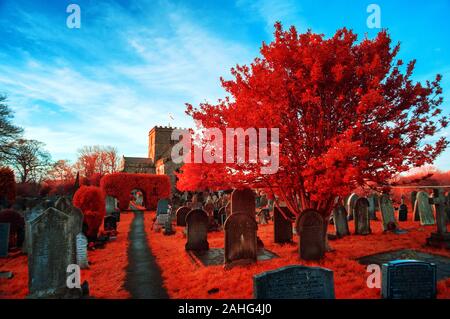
<box><xmin>2</xmin><ymin>211</ymin><xmax>449</xmax><ymax>299</ymax></box>
<box><xmin>0</xmin><ymin>213</ymin><xmax>133</xmax><ymax>299</ymax></box>
<box><xmin>146</xmin><ymin>212</ymin><xmax>450</xmax><ymax>299</ymax></box>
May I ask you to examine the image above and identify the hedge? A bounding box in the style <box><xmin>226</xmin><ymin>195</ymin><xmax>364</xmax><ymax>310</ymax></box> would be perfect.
<box><xmin>100</xmin><ymin>173</ymin><xmax>171</xmax><ymax>210</ymax></box>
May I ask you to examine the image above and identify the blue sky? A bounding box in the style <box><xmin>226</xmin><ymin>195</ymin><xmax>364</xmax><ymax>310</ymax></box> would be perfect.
<box><xmin>0</xmin><ymin>0</ymin><xmax>449</xmax><ymax>169</ymax></box>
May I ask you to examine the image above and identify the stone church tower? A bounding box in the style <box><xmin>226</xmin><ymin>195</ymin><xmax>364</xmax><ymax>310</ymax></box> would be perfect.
<box><xmin>119</xmin><ymin>126</ymin><xmax>182</xmax><ymax>193</ymax></box>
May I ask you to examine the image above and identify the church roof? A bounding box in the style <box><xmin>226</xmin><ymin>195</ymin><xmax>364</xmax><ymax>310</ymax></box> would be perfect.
<box><xmin>122</xmin><ymin>156</ymin><xmax>154</xmax><ymax>165</ymax></box>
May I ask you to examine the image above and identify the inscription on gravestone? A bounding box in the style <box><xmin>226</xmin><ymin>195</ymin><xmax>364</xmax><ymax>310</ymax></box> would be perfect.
<box><xmin>381</xmin><ymin>260</ymin><xmax>436</xmax><ymax>299</ymax></box>
<box><xmin>253</xmin><ymin>265</ymin><xmax>335</xmax><ymax>299</ymax></box>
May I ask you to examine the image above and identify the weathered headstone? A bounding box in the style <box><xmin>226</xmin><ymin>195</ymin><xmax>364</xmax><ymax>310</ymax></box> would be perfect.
<box><xmin>381</xmin><ymin>260</ymin><xmax>436</xmax><ymax>299</ymax></box>
<box><xmin>105</xmin><ymin>196</ymin><xmax>116</xmax><ymax>216</ymax></box>
<box><xmin>426</xmin><ymin>188</ymin><xmax>450</xmax><ymax>249</ymax></box>
<box><xmin>28</xmin><ymin>207</ymin><xmax>79</xmax><ymax>298</ymax></box>
<box><xmin>185</xmin><ymin>209</ymin><xmax>209</xmax><ymax>251</ymax></box>
<box><xmin>399</xmin><ymin>195</ymin><xmax>408</xmax><ymax>222</ymax></box>
<box><xmin>379</xmin><ymin>195</ymin><xmax>399</xmax><ymax>231</ymax></box>
<box><xmin>156</xmin><ymin>198</ymin><xmax>169</xmax><ymax>215</ymax></box>
<box><xmin>367</xmin><ymin>194</ymin><xmax>378</xmax><ymax>220</ymax></box>
<box><xmin>156</xmin><ymin>213</ymin><xmax>169</xmax><ymax>226</ymax></box>
<box><xmin>332</xmin><ymin>205</ymin><xmax>350</xmax><ymax>238</ymax></box>
<box><xmin>224</xmin><ymin>212</ymin><xmax>257</xmax><ymax>269</ymax></box>
<box><xmin>295</xmin><ymin>209</ymin><xmax>325</xmax><ymax>260</ymax></box>
<box><xmin>76</xmin><ymin>233</ymin><xmax>89</xmax><ymax>269</ymax></box>
<box><xmin>346</xmin><ymin>193</ymin><xmax>359</xmax><ymax>221</ymax></box>
<box><xmin>354</xmin><ymin>197</ymin><xmax>371</xmax><ymax>235</ymax></box>
<box><xmin>415</xmin><ymin>191</ymin><xmax>435</xmax><ymax>226</ymax></box>
<box><xmin>176</xmin><ymin>206</ymin><xmax>190</xmax><ymax>226</ymax></box>
<box><xmin>0</xmin><ymin>223</ymin><xmax>10</xmax><ymax>257</ymax></box>
<box><xmin>253</xmin><ymin>265</ymin><xmax>335</xmax><ymax>299</ymax></box>
<box><xmin>231</xmin><ymin>188</ymin><xmax>255</xmax><ymax>216</ymax></box>
<box><xmin>273</xmin><ymin>206</ymin><xmax>293</xmax><ymax>243</ymax></box>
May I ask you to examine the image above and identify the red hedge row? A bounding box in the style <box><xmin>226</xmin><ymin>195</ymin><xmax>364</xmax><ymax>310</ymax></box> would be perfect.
<box><xmin>100</xmin><ymin>173</ymin><xmax>171</xmax><ymax>210</ymax></box>
<box><xmin>0</xmin><ymin>167</ymin><xmax>16</xmax><ymax>203</ymax></box>
<box><xmin>73</xmin><ymin>186</ymin><xmax>106</xmax><ymax>238</ymax></box>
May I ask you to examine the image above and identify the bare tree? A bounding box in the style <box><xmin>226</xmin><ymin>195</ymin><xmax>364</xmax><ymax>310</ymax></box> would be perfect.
<box><xmin>7</xmin><ymin>139</ymin><xmax>51</xmax><ymax>183</ymax></box>
<box><xmin>74</xmin><ymin>145</ymin><xmax>119</xmax><ymax>178</ymax></box>
<box><xmin>0</xmin><ymin>95</ymin><xmax>23</xmax><ymax>163</ymax></box>
<box><xmin>47</xmin><ymin>159</ymin><xmax>74</xmax><ymax>181</ymax></box>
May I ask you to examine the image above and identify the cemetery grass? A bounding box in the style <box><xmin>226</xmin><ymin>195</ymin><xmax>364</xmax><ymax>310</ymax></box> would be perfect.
<box><xmin>0</xmin><ymin>213</ymin><xmax>133</xmax><ymax>299</ymax></box>
<box><xmin>146</xmin><ymin>212</ymin><xmax>450</xmax><ymax>299</ymax></box>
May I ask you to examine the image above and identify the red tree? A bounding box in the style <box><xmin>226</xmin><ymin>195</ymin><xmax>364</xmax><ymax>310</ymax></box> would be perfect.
<box><xmin>0</xmin><ymin>167</ymin><xmax>16</xmax><ymax>203</ymax></box>
<box><xmin>177</xmin><ymin>24</ymin><xmax>448</xmax><ymax>220</ymax></box>
<box><xmin>100</xmin><ymin>173</ymin><xmax>171</xmax><ymax>210</ymax></box>
<box><xmin>73</xmin><ymin>186</ymin><xmax>106</xmax><ymax>238</ymax></box>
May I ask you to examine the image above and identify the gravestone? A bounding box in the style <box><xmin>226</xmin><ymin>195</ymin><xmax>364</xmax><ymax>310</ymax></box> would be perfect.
<box><xmin>105</xmin><ymin>196</ymin><xmax>116</xmax><ymax>216</ymax></box>
<box><xmin>273</xmin><ymin>206</ymin><xmax>293</xmax><ymax>243</ymax></box>
<box><xmin>156</xmin><ymin>198</ymin><xmax>169</xmax><ymax>215</ymax></box>
<box><xmin>411</xmin><ymin>191</ymin><xmax>418</xmax><ymax>213</ymax></box>
<box><xmin>231</xmin><ymin>188</ymin><xmax>255</xmax><ymax>216</ymax></box>
<box><xmin>104</xmin><ymin>216</ymin><xmax>117</xmax><ymax>231</ymax></box>
<box><xmin>224</xmin><ymin>212</ymin><xmax>257</xmax><ymax>269</ymax></box>
<box><xmin>426</xmin><ymin>188</ymin><xmax>450</xmax><ymax>249</ymax></box>
<box><xmin>415</xmin><ymin>191</ymin><xmax>435</xmax><ymax>225</ymax></box>
<box><xmin>217</xmin><ymin>206</ymin><xmax>226</xmax><ymax>226</ymax></box>
<box><xmin>295</xmin><ymin>209</ymin><xmax>325</xmax><ymax>260</ymax></box>
<box><xmin>354</xmin><ymin>197</ymin><xmax>371</xmax><ymax>235</ymax></box>
<box><xmin>399</xmin><ymin>196</ymin><xmax>408</xmax><ymax>222</ymax></box>
<box><xmin>346</xmin><ymin>193</ymin><xmax>359</xmax><ymax>220</ymax></box>
<box><xmin>156</xmin><ymin>213</ymin><xmax>169</xmax><ymax>226</ymax></box>
<box><xmin>23</xmin><ymin>207</ymin><xmax>44</xmax><ymax>254</ymax></box>
<box><xmin>379</xmin><ymin>195</ymin><xmax>399</xmax><ymax>231</ymax></box>
<box><xmin>381</xmin><ymin>260</ymin><xmax>436</xmax><ymax>299</ymax></box>
<box><xmin>76</xmin><ymin>233</ymin><xmax>89</xmax><ymax>269</ymax></box>
<box><xmin>54</xmin><ymin>197</ymin><xmax>71</xmax><ymax>212</ymax></box>
<box><xmin>28</xmin><ymin>207</ymin><xmax>79</xmax><ymax>298</ymax></box>
<box><xmin>176</xmin><ymin>206</ymin><xmax>190</xmax><ymax>226</ymax></box>
<box><xmin>367</xmin><ymin>194</ymin><xmax>378</xmax><ymax>220</ymax></box>
<box><xmin>253</xmin><ymin>265</ymin><xmax>335</xmax><ymax>299</ymax></box>
<box><xmin>0</xmin><ymin>223</ymin><xmax>10</xmax><ymax>257</ymax></box>
<box><xmin>332</xmin><ymin>205</ymin><xmax>350</xmax><ymax>238</ymax></box>
<box><xmin>185</xmin><ymin>209</ymin><xmax>209</xmax><ymax>251</ymax></box>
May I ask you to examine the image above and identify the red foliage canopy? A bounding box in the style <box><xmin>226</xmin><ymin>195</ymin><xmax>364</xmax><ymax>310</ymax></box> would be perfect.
<box><xmin>73</xmin><ymin>186</ymin><xmax>106</xmax><ymax>238</ymax></box>
<box><xmin>177</xmin><ymin>24</ymin><xmax>448</xmax><ymax>218</ymax></box>
<box><xmin>100</xmin><ymin>173</ymin><xmax>171</xmax><ymax>210</ymax></box>
<box><xmin>0</xmin><ymin>167</ymin><xmax>16</xmax><ymax>203</ymax></box>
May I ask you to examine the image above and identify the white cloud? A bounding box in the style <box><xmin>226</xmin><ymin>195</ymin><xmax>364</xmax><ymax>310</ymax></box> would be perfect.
<box><xmin>0</xmin><ymin>3</ymin><xmax>254</xmax><ymax>162</ymax></box>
